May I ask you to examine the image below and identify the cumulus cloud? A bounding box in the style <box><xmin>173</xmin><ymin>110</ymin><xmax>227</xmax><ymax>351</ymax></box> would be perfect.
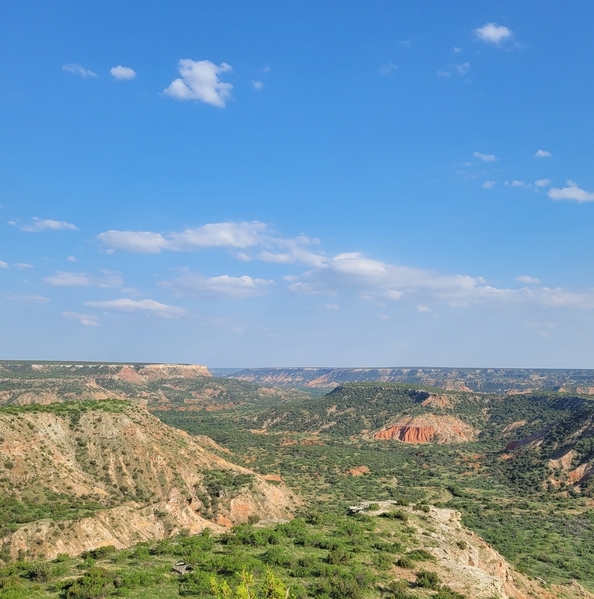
<box><xmin>507</xmin><ymin>180</ymin><xmax>530</xmax><ymax>188</ymax></box>
<box><xmin>84</xmin><ymin>298</ymin><xmax>184</xmax><ymax>318</ymax></box>
<box><xmin>284</xmin><ymin>250</ymin><xmax>594</xmax><ymax>311</ymax></box>
<box><xmin>163</xmin><ymin>271</ymin><xmax>272</xmax><ymax>299</ymax></box>
<box><xmin>251</xmin><ymin>80</ymin><xmax>264</xmax><ymax>91</ymax></box>
<box><xmin>43</xmin><ymin>270</ymin><xmax>122</xmax><ymax>288</ymax></box>
<box><xmin>164</xmin><ymin>59</ymin><xmax>232</xmax><ymax>107</ymax></box>
<box><xmin>437</xmin><ymin>70</ymin><xmax>451</xmax><ymax>78</ymax></box>
<box><xmin>0</xmin><ymin>261</ymin><xmax>7</xmax><ymax>269</ymax></box>
<box><xmin>62</xmin><ymin>63</ymin><xmax>97</xmax><ymax>78</ymax></box>
<box><xmin>62</xmin><ymin>312</ymin><xmax>99</xmax><ymax>326</ymax></box>
<box><xmin>14</xmin><ymin>263</ymin><xmax>33</xmax><ymax>269</ymax></box>
<box><xmin>548</xmin><ymin>180</ymin><xmax>594</xmax><ymax>203</ymax></box>
<box><xmin>98</xmin><ymin>221</ymin><xmax>266</xmax><ymax>253</ymax></box>
<box><xmin>21</xmin><ymin>217</ymin><xmax>78</xmax><ymax>232</ymax></box>
<box><xmin>474</xmin><ymin>23</ymin><xmax>513</xmax><ymax>45</ymax></box>
<box><xmin>455</xmin><ymin>62</ymin><xmax>470</xmax><ymax>75</ymax></box>
<box><xmin>110</xmin><ymin>66</ymin><xmax>136</xmax><ymax>80</ymax></box>
<box><xmin>535</xmin><ymin>149</ymin><xmax>552</xmax><ymax>158</ymax></box>
<box><xmin>474</xmin><ymin>152</ymin><xmax>497</xmax><ymax>162</ymax></box>
<box><xmin>515</xmin><ymin>275</ymin><xmax>541</xmax><ymax>284</ymax></box>
<box><xmin>535</xmin><ymin>179</ymin><xmax>551</xmax><ymax>188</ymax></box>
<box><xmin>67</xmin><ymin>256</ymin><xmax>77</xmax><ymax>262</ymax></box>
<box><xmin>482</xmin><ymin>181</ymin><xmax>496</xmax><ymax>189</ymax></box>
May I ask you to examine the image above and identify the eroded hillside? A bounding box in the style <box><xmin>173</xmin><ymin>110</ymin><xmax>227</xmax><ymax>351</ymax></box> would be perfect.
<box><xmin>0</xmin><ymin>400</ymin><xmax>297</xmax><ymax>560</ymax></box>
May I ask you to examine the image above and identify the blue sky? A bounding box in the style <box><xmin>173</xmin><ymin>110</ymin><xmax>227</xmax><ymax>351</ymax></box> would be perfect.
<box><xmin>1</xmin><ymin>1</ymin><xmax>594</xmax><ymax>367</ymax></box>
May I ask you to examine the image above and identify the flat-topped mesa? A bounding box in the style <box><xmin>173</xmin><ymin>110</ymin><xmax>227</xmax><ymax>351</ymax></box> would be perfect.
<box><xmin>373</xmin><ymin>414</ymin><xmax>477</xmax><ymax>444</ymax></box>
<box><xmin>115</xmin><ymin>363</ymin><xmax>211</xmax><ymax>383</ymax></box>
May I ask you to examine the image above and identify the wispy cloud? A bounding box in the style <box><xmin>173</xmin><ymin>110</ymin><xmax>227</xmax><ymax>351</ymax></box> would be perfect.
<box><xmin>163</xmin><ymin>271</ymin><xmax>273</xmax><ymax>299</ymax></box>
<box><xmin>455</xmin><ymin>62</ymin><xmax>470</xmax><ymax>75</ymax></box>
<box><xmin>378</xmin><ymin>62</ymin><xmax>398</xmax><ymax>75</ymax></box>
<box><xmin>21</xmin><ymin>217</ymin><xmax>78</xmax><ymax>232</ymax></box>
<box><xmin>474</xmin><ymin>23</ymin><xmax>513</xmax><ymax>45</ymax></box>
<box><xmin>98</xmin><ymin>221</ymin><xmax>268</xmax><ymax>253</ymax></box>
<box><xmin>62</xmin><ymin>312</ymin><xmax>99</xmax><ymax>326</ymax></box>
<box><xmin>535</xmin><ymin>179</ymin><xmax>551</xmax><ymax>188</ymax></box>
<box><xmin>14</xmin><ymin>263</ymin><xmax>33</xmax><ymax>269</ymax></box>
<box><xmin>482</xmin><ymin>181</ymin><xmax>496</xmax><ymax>189</ymax></box>
<box><xmin>474</xmin><ymin>152</ymin><xmax>497</xmax><ymax>162</ymax></box>
<box><xmin>43</xmin><ymin>270</ymin><xmax>122</xmax><ymax>288</ymax></box>
<box><xmin>110</xmin><ymin>65</ymin><xmax>136</xmax><ymax>80</ymax></box>
<box><xmin>84</xmin><ymin>298</ymin><xmax>185</xmax><ymax>318</ymax></box>
<box><xmin>0</xmin><ymin>261</ymin><xmax>7</xmax><ymax>269</ymax></box>
<box><xmin>62</xmin><ymin>63</ymin><xmax>97</xmax><ymax>78</ymax></box>
<box><xmin>535</xmin><ymin>149</ymin><xmax>552</xmax><ymax>158</ymax></box>
<box><xmin>251</xmin><ymin>80</ymin><xmax>264</xmax><ymax>91</ymax></box>
<box><xmin>437</xmin><ymin>70</ymin><xmax>451</xmax><ymax>78</ymax></box>
<box><xmin>548</xmin><ymin>181</ymin><xmax>594</xmax><ymax>203</ymax></box>
<box><xmin>515</xmin><ymin>275</ymin><xmax>541</xmax><ymax>284</ymax></box>
<box><xmin>164</xmin><ymin>59</ymin><xmax>232</xmax><ymax>107</ymax></box>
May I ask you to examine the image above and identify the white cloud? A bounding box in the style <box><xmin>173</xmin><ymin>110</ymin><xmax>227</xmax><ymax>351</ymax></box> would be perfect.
<box><xmin>535</xmin><ymin>149</ymin><xmax>552</xmax><ymax>158</ymax></box>
<box><xmin>0</xmin><ymin>261</ymin><xmax>7</xmax><ymax>269</ymax></box>
<box><xmin>163</xmin><ymin>59</ymin><xmax>232</xmax><ymax>107</ymax></box>
<box><xmin>535</xmin><ymin>179</ymin><xmax>551</xmax><ymax>188</ymax></box>
<box><xmin>62</xmin><ymin>312</ymin><xmax>99</xmax><ymax>326</ymax></box>
<box><xmin>548</xmin><ymin>180</ymin><xmax>594</xmax><ymax>203</ymax></box>
<box><xmin>62</xmin><ymin>63</ymin><xmax>97</xmax><ymax>78</ymax></box>
<box><xmin>474</xmin><ymin>152</ymin><xmax>497</xmax><ymax>162</ymax></box>
<box><xmin>378</xmin><ymin>314</ymin><xmax>390</xmax><ymax>320</ymax></box>
<box><xmin>14</xmin><ymin>263</ymin><xmax>33</xmax><ymax>269</ymax></box>
<box><xmin>515</xmin><ymin>275</ymin><xmax>541</xmax><ymax>285</ymax></box>
<box><xmin>417</xmin><ymin>305</ymin><xmax>432</xmax><ymax>313</ymax></box>
<box><xmin>453</xmin><ymin>47</ymin><xmax>463</xmax><ymax>54</ymax></box>
<box><xmin>98</xmin><ymin>221</ymin><xmax>268</xmax><ymax>253</ymax></box>
<box><xmin>84</xmin><ymin>298</ymin><xmax>185</xmax><ymax>318</ymax></box>
<box><xmin>507</xmin><ymin>180</ymin><xmax>530</xmax><ymax>188</ymax></box>
<box><xmin>21</xmin><ymin>217</ymin><xmax>78</xmax><ymax>232</ymax></box>
<box><xmin>67</xmin><ymin>256</ymin><xmax>77</xmax><ymax>262</ymax></box>
<box><xmin>378</xmin><ymin>62</ymin><xmax>398</xmax><ymax>75</ymax></box>
<box><xmin>110</xmin><ymin>65</ymin><xmax>136</xmax><ymax>80</ymax></box>
<box><xmin>474</xmin><ymin>23</ymin><xmax>513</xmax><ymax>45</ymax></box>
<box><xmin>384</xmin><ymin>290</ymin><xmax>404</xmax><ymax>300</ymax></box>
<box><xmin>455</xmin><ymin>62</ymin><xmax>470</xmax><ymax>75</ymax></box>
<box><xmin>43</xmin><ymin>270</ymin><xmax>122</xmax><ymax>288</ymax></box>
<box><xmin>163</xmin><ymin>271</ymin><xmax>272</xmax><ymax>299</ymax></box>
<box><xmin>251</xmin><ymin>80</ymin><xmax>264</xmax><ymax>91</ymax></box>
<box><xmin>320</xmin><ymin>303</ymin><xmax>340</xmax><ymax>310</ymax></box>
<box><xmin>482</xmin><ymin>181</ymin><xmax>496</xmax><ymax>189</ymax></box>
<box><xmin>437</xmin><ymin>70</ymin><xmax>451</xmax><ymax>78</ymax></box>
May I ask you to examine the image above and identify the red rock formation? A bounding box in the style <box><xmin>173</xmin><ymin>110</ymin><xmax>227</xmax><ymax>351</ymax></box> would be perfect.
<box><xmin>373</xmin><ymin>415</ymin><xmax>476</xmax><ymax>444</ymax></box>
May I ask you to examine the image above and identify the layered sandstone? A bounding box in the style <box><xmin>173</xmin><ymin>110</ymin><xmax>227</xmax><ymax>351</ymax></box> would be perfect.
<box><xmin>373</xmin><ymin>414</ymin><xmax>477</xmax><ymax>443</ymax></box>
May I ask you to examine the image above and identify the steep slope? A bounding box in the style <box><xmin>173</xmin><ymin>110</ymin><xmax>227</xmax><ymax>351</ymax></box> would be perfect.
<box><xmin>0</xmin><ymin>400</ymin><xmax>297</xmax><ymax>559</ymax></box>
<box><xmin>372</xmin><ymin>414</ymin><xmax>477</xmax><ymax>443</ymax></box>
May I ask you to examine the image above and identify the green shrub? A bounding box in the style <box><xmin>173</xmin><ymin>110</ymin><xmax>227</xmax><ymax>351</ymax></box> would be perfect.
<box><xmin>415</xmin><ymin>570</ymin><xmax>440</xmax><ymax>590</ymax></box>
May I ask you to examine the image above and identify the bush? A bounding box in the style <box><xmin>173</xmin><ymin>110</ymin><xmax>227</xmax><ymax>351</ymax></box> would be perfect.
<box><xmin>415</xmin><ymin>570</ymin><xmax>440</xmax><ymax>590</ymax></box>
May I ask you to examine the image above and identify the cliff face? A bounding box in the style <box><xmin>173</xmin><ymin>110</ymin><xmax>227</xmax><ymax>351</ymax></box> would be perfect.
<box><xmin>373</xmin><ymin>414</ymin><xmax>477</xmax><ymax>444</ymax></box>
<box><xmin>0</xmin><ymin>404</ymin><xmax>297</xmax><ymax>559</ymax></box>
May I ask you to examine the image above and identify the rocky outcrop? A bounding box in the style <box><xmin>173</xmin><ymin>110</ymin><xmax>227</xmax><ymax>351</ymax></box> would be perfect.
<box><xmin>373</xmin><ymin>414</ymin><xmax>477</xmax><ymax>444</ymax></box>
<box><xmin>353</xmin><ymin>501</ymin><xmax>594</xmax><ymax>599</ymax></box>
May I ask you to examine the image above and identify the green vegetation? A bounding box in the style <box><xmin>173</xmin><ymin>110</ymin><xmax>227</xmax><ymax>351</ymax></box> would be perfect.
<box><xmin>155</xmin><ymin>383</ymin><xmax>594</xmax><ymax>590</ymax></box>
<box><xmin>0</xmin><ymin>512</ymin><xmax>444</xmax><ymax>598</ymax></box>
<box><xmin>0</xmin><ymin>400</ymin><xmax>130</xmax><ymax>416</ymax></box>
